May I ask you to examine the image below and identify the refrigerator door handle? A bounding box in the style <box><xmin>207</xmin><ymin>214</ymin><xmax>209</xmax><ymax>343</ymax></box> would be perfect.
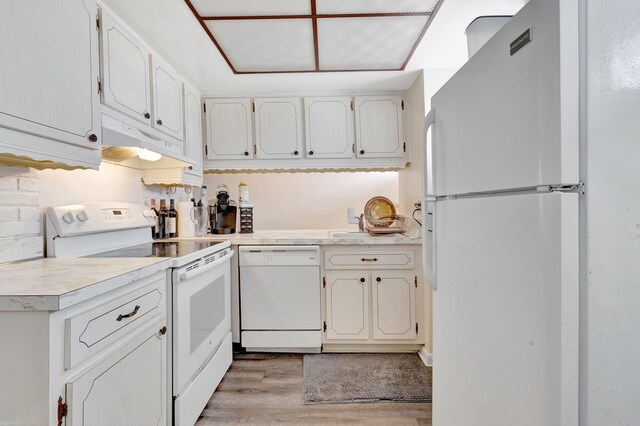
<box><xmin>422</xmin><ymin>198</ymin><xmax>437</xmax><ymax>290</ymax></box>
<box><xmin>423</xmin><ymin>108</ymin><xmax>436</xmax><ymax>198</ymax></box>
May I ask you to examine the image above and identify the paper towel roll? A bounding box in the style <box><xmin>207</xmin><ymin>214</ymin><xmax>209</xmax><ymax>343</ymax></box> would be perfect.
<box><xmin>177</xmin><ymin>201</ymin><xmax>195</xmax><ymax>238</ymax></box>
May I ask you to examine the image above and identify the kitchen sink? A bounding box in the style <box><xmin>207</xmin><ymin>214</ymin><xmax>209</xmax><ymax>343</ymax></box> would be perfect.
<box><xmin>329</xmin><ymin>231</ymin><xmax>370</xmax><ymax>239</ymax></box>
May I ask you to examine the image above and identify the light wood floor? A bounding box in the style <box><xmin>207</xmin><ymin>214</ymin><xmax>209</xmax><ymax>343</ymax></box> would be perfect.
<box><xmin>196</xmin><ymin>353</ymin><xmax>432</xmax><ymax>425</ymax></box>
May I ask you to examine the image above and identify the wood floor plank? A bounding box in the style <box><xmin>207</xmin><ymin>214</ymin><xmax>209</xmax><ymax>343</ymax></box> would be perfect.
<box><xmin>196</xmin><ymin>353</ymin><xmax>432</xmax><ymax>425</ymax></box>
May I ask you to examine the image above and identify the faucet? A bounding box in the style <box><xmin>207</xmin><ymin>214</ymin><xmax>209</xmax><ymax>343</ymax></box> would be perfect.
<box><xmin>347</xmin><ymin>208</ymin><xmax>366</xmax><ymax>232</ymax></box>
<box><xmin>358</xmin><ymin>214</ymin><xmax>365</xmax><ymax>232</ymax></box>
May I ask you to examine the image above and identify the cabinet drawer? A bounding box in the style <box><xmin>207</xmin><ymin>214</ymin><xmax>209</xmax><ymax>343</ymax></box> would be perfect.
<box><xmin>64</xmin><ymin>274</ymin><xmax>166</xmax><ymax>370</ymax></box>
<box><xmin>324</xmin><ymin>249</ymin><xmax>415</xmax><ymax>270</ymax></box>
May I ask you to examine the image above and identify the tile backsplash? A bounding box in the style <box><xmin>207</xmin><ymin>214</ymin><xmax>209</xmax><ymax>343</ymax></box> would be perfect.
<box><xmin>0</xmin><ymin>167</ymin><xmax>42</xmax><ymax>262</ymax></box>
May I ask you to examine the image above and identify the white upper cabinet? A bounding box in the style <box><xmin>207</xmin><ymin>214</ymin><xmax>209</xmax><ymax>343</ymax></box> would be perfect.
<box><xmin>254</xmin><ymin>98</ymin><xmax>303</xmax><ymax>159</ymax></box>
<box><xmin>100</xmin><ymin>10</ymin><xmax>152</xmax><ymax>125</ymax></box>
<box><xmin>304</xmin><ymin>97</ymin><xmax>354</xmax><ymax>159</ymax></box>
<box><xmin>0</xmin><ymin>0</ymin><xmax>101</xmax><ymax>151</ymax></box>
<box><xmin>205</xmin><ymin>99</ymin><xmax>254</xmax><ymax>160</ymax></box>
<box><xmin>151</xmin><ymin>56</ymin><xmax>184</xmax><ymax>141</ymax></box>
<box><xmin>354</xmin><ymin>95</ymin><xmax>405</xmax><ymax>158</ymax></box>
<box><xmin>183</xmin><ymin>81</ymin><xmax>203</xmax><ymax>178</ymax></box>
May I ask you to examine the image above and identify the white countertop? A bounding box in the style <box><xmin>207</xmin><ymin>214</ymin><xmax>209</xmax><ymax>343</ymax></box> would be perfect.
<box><xmin>171</xmin><ymin>229</ymin><xmax>422</xmax><ymax>246</ymax></box>
<box><xmin>0</xmin><ymin>258</ymin><xmax>171</xmax><ymax>312</ymax></box>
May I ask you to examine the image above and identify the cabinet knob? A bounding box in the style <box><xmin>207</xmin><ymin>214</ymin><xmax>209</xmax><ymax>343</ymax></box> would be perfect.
<box><xmin>360</xmin><ymin>149</ymin><xmax>365</xmax><ymax>155</ymax></box>
<box><xmin>244</xmin><ymin>151</ymin><xmax>249</xmax><ymax>156</ymax></box>
<box><xmin>158</xmin><ymin>326</ymin><xmax>167</xmax><ymax>336</ymax></box>
<box><xmin>88</xmin><ymin>133</ymin><xmax>98</xmax><ymax>143</ymax></box>
<box><xmin>294</xmin><ymin>150</ymin><xmax>299</xmax><ymax>155</ymax></box>
<box><xmin>360</xmin><ymin>278</ymin><xmax>365</xmax><ymax>283</ymax></box>
<box><xmin>376</xmin><ymin>277</ymin><xmax>382</xmax><ymax>282</ymax></box>
<box><xmin>309</xmin><ymin>150</ymin><xmax>314</xmax><ymax>155</ymax></box>
<box><xmin>188</xmin><ymin>166</ymin><xmax>193</xmax><ymax>170</ymax></box>
<box><xmin>156</xmin><ymin>119</ymin><xmax>163</xmax><ymax>125</ymax></box>
<box><xmin>144</xmin><ymin>112</ymin><xmax>151</xmax><ymax>119</ymax></box>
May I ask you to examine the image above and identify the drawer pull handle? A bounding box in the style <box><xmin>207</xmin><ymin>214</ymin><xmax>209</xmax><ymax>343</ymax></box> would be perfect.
<box><xmin>361</xmin><ymin>258</ymin><xmax>379</xmax><ymax>262</ymax></box>
<box><xmin>116</xmin><ymin>305</ymin><xmax>140</xmax><ymax>322</ymax></box>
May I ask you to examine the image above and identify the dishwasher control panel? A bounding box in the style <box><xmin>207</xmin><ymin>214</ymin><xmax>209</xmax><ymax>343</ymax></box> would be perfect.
<box><xmin>239</xmin><ymin>246</ymin><xmax>320</xmax><ymax>266</ymax></box>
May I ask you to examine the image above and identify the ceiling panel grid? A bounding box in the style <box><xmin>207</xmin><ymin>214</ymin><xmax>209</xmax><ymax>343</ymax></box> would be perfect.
<box><xmin>185</xmin><ymin>0</ymin><xmax>442</xmax><ymax>73</ymax></box>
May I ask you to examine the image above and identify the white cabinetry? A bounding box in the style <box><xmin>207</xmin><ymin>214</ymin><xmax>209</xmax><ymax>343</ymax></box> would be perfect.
<box><xmin>304</xmin><ymin>97</ymin><xmax>354</xmax><ymax>159</ymax></box>
<box><xmin>142</xmin><ymin>81</ymin><xmax>204</xmax><ymax>186</ymax></box>
<box><xmin>371</xmin><ymin>271</ymin><xmax>416</xmax><ymax>340</ymax></box>
<box><xmin>100</xmin><ymin>10</ymin><xmax>152</xmax><ymax>125</ymax></box>
<box><xmin>325</xmin><ymin>272</ymin><xmax>369</xmax><ymax>340</ymax></box>
<box><xmin>0</xmin><ymin>271</ymin><xmax>169</xmax><ymax>425</ymax></box>
<box><xmin>354</xmin><ymin>96</ymin><xmax>405</xmax><ymax>158</ymax></box>
<box><xmin>205</xmin><ymin>99</ymin><xmax>254</xmax><ymax>160</ymax></box>
<box><xmin>183</xmin><ymin>82</ymin><xmax>204</xmax><ymax>179</ymax></box>
<box><xmin>203</xmin><ymin>93</ymin><xmax>408</xmax><ymax>171</ymax></box>
<box><xmin>66</xmin><ymin>318</ymin><xmax>167</xmax><ymax>425</ymax></box>
<box><xmin>322</xmin><ymin>247</ymin><xmax>422</xmax><ymax>349</ymax></box>
<box><xmin>151</xmin><ymin>56</ymin><xmax>184</xmax><ymax>141</ymax></box>
<box><xmin>254</xmin><ymin>98</ymin><xmax>303</xmax><ymax>159</ymax></box>
<box><xmin>0</xmin><ymin>0</ymin><xmax>102</xmax><ymax>169</ymax></box>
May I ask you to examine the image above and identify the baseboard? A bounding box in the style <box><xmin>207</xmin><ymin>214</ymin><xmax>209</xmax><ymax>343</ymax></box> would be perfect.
<box><xmin>417</xmin><ymin>346</ymin><xmax>433</xmax><ymax>367</ymax></box>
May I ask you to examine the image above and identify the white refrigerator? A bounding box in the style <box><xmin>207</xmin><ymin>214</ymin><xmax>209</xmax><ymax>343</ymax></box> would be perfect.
<box><xmin>422</xmin><ymin>0</ymin><xmax>580</xmax><ymax>425</ymax></box>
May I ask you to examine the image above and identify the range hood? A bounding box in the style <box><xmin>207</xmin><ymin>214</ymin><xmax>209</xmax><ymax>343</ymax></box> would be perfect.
<box><xmin>101</xmin><ymin>114</ymin><xmax>193</xmax><ymax>170</ymax></box>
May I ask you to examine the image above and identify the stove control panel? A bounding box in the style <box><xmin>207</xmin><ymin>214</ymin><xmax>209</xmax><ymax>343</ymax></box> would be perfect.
<box><xmin>47</xmin><ymin>202</ymin><xmax>155</xmax><ymax>237</ymax></box>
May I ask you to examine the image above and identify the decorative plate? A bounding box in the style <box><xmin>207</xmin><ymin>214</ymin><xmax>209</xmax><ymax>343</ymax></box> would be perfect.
<box><xmin>364</xmin><ymin>196</ymin><xmax>397</xmax><ymax>228</ymax></box>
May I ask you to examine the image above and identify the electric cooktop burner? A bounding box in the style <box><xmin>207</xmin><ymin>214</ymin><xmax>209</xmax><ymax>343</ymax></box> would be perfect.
<box><xmin>85</xmin><ymin>240</ymin><xmax>225</xmax><ymax>258</ymax></box>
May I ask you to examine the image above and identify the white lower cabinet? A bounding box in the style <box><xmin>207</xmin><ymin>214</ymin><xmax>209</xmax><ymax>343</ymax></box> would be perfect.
<box><xmin>66</xmin><ymin>318</ymin><xmax>167</xmax><ymax>425</ymax></box>
<box><xmin>0</xmin><ymin>270</ymin><xmax>169</xmax><ymax>426</ymax></box>
<box><xmin>322</xmin><ymin>247</ymin><xmax>423</xmax><ymax>349</ymax></box>
<box><xmin>371</xmin><ymin>271</ymin><xmax>416</xmax><ymax>340</ymax></box>
<box><xmin>325</xmin><ymin>272</ymin><xmax>369</xmax><ymax>340</ymax></box>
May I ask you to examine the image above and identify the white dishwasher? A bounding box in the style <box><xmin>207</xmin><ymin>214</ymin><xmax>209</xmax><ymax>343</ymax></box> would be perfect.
<box><xmin>240</xmin><ymin>246</ymin><xmax>321</xmax><ymax>352</ymax></box>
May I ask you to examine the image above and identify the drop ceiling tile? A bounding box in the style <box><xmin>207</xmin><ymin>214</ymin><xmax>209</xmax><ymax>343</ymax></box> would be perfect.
<box><xmin>317</xmin><ymin>16</ymin><xmax>428</xmax><ymax>70</ymax></box>
<box><xmin>205</xmin><ymin>19</ymin><xmax>316</xmax><ymax>72</ymax></box>
<box><xmin>316</xmin><ymin>0</ymin><xmax>439</xmax><ymax>15</ymax></box>
<box><xmin>191</xmin><ymin>0</ymin><xmax>311</xmax><ymax>17</ymax></box>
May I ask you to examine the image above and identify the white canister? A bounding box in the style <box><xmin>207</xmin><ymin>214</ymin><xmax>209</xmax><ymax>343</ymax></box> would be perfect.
<box><xmin>238</xmin><ymin>183</ymin><xmax>253</xmax><ymax>207</ymax></box>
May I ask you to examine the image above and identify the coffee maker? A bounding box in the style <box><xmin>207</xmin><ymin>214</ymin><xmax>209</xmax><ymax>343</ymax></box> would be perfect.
<box><xmin>209</xmin><ymin>184</ymin><xmax>237</xmax><ymax>234</ymax></box>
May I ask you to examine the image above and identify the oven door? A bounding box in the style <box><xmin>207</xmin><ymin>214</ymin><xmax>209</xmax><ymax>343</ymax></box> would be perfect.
<box><xmin>172</xmin><ymin>249</ymin><xmax>233</xmax><ymax>395</ymax></box>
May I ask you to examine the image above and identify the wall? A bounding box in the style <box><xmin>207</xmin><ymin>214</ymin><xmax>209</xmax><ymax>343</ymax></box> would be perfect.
<box><xmin>203</xmin><ymin>172</ymin><xmax>399</xmax><ymax>230</ymax></box>
<box><xmin>0</xmin><ymin>167</ymin><xmax>42</xmax><ymax>262</ymax></box>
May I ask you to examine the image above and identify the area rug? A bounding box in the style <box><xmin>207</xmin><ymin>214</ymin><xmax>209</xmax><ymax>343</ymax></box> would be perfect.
<box><xmin>302</xmin><ymin>353</ymin><xmax>432</xmax><ymax>404</ymax></box>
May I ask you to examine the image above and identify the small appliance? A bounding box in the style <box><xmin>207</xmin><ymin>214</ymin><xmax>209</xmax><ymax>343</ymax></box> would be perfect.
<box><xmin>209</xmin><ymin>184</ymin><xmax>237</xmax><ymax>234</ymax></box>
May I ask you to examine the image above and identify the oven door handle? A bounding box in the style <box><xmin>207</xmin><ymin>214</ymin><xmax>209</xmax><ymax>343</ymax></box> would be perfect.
<box><xmin>177</xmin><ymin>250</ymin><xmax>235</xmax><ymax>281</ymax></box>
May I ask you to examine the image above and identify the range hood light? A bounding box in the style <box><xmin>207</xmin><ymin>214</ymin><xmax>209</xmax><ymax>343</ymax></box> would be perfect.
<box><xmin>138</xmin><ymin>149</ymin><xmax>162</xmax><ymax>162</ymax></box>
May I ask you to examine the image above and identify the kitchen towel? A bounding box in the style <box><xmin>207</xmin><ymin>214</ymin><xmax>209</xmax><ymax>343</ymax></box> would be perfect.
<box><xmin>177</xmin><ymin>201</ymin><xmax>195</xmax><ymax>238</ymax></box>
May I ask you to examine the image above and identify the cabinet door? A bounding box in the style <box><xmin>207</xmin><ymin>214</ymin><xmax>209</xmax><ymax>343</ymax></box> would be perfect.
<box><xmin>304</xmin><ymin>97</ymin><xmax>354</xmax><ymax>159</ymax></box>
<box><xmin>66</xmin><ymin>319</ymin><xmax>167</xmax><ymax>426</ymax></box>
<box><xmin>205</xmin><ymin>99</ymin><xmax>254</xmax><ymax>160</ymax></box>
<box><xmin>325</xmin><ymin>271</ymin><xmax>369</xmax><ymax>340</ymax></box>
<box><xmin>371</xmin><ymin>271</ymin><xmax>416</xmax><ymax>340</ymax></box>
<box><xmin>354</xmin><ymin>96</ymin><xmax>404</xmax><ymax>158</ymax></box>
<box><xmin>0</xmin><ymin>0</ymin><xmax>101</xmax><ymax>149</ymax></box>
<box><xmin>254</xmin><ymin>98</ymin><xmax>303</xmax><ymax>159</ymax></box>
<box><xmin>100</xmin><ymin>10</ymin><xmax>152</xmax><ymax>125</ymax></box>
<box><xmin>151</xmin><ymin>56</ymin><xmax>183</xmax><ymax>141</ymax></box>
<box><xmin>183</xmin><ymin>82</ymin><xmax>203</xmax><ymax>178</ymax></box>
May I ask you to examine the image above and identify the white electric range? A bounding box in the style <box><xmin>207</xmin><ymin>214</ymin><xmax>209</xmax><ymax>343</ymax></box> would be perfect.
<box><xmin>46</xmin><ymin>202</ymin><xmax>233</xmax><ymax>426</ymax></box>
